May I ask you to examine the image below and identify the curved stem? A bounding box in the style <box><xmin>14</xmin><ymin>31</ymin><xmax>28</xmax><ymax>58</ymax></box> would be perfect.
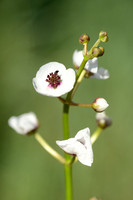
<box><xmin>34</xmin><ymin>133</ymin><xmax>65</xmax><ymax>164</ymax></box>
<box><xmin>58</xmin><ymin>97</ymin><xmax>92</xmax><ymax>108</ymax></box>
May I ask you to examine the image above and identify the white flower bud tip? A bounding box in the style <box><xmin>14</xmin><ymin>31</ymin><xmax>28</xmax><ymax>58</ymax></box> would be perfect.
<box><xmin>92</xmin><ymin>97</ymin><xmax>109</xmax><ymax>112</ymax></box>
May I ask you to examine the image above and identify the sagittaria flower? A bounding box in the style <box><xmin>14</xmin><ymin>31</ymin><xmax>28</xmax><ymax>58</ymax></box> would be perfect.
<box><xmin>8</xmin><ymin>112</ymin><xmax>39</xmax><ymax>135</ymax></box>
<box><xmin>33</xmin><ymin>62</ymin><xmax>76</xmax><ymax>97</ymax></box>
<box><xmin>56</xmin><ymin>128</ymin><xmax>93</xmax><ymax>167</ymax></box>
<box><xmin>73</xmin><ymin>50</ymin><xmax>98</xmax><ymax>74</ymax></box>
<box><xmin>73</xmin><ymin>50</ymin><xmax>109</xmax><ymax>79</ymax></box>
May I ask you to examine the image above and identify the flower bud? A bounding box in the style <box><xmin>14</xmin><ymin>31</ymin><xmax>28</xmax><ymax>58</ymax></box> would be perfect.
<box><xmin>92</xmin><ymin>47</ymin><xmax>104</xmax><ymax>57</ymax></box>
<box><xmin>79</xmin><ymin>34</ymin><xmax>90</xmax><ymax>44</ymax></box>
<box><xmin>8</xmin><ymin>112</ymin><xmax>39</xmax><ymax>135</ymax></box>
<box><xmin>99</xmin><ymin>31</ymin><xmax>108</xmax><ymax>42</ymax></box>
<box><xmin>96</xmin><ymin>112</ymin><xmax>112</xmax><ymax>129</ymax></box>
<box><xmin>92</xmin><ymin>97</ymin><xmax>109</xmax><ymax>112</ymax></box>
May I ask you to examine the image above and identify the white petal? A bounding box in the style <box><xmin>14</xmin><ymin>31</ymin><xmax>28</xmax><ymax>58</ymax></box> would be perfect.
<box><xmin>96</xmin><ymin>112</ymin><xmax>106</xmax><ymax>121</ymax></box>
<box><xmin>56</xmin><ymin>138</ymin><xmax>77</xmax><ymax>155</ymax></box>
<box><xmin>91</xmin><ymin>67</ymin><xmax>109</xmax><ymax>79</ymax></box>
<box><xmin>75</xmin><ymin>128</ymin><xmax>93</xmax><ymax>166</ymax></box>
<box><xmin>8</xmin><ymin>117</ymin><xmax>25</xmax><ymax>134</ymax></box>
<box><xmin>33</xmin><ymin>62</ymin><xmax>76</xmax><ymax>97</ymax></box>
<box><xmin>73</xmin><ymin>50</ymin><xmax>83</xmax><ymax>67</ymax></box>
<box><xmin>8</xmin><ymin>112</ymin><xmax>38</xmax><ymax>135</ymax></box>
<box><xmin>85</xmin><ymin>57</ymin><xmax>98</xmax><ymax>73</ymax></box>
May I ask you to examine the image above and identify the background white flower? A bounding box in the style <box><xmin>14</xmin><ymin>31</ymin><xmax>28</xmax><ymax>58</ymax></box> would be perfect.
<box><xmin>73</xmin><ymin>50</ymin><xmax>98</xmax><ymax>73</ymax></box>
<box><xmin>56</xmin><ymin>128</ymin><xmax>93</xmax><ymax>166</ymax></box>
<box><xmin>8</xmin><ymin>112</ymin><xmax>39</xmax><ymax>135</ymax></box>
<box><xmin>33</xmin><ymin>62</ymin><xmax>76</xmax><ymax>97</ymax></box>
<box><xmin>73</xmin><ymin>50</ymin><xmax>109</xmax><ymax>79</ymax></box>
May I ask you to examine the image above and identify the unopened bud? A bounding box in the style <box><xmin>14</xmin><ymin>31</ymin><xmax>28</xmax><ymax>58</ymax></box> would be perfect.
<box><xmin>92</xmin><ymin>47</ymin><xmax>104</xmax><ymax>57</ymax></box>
<box><xmin>8</xmin><ymin>112</ymin><xmax>39</xmax><ymax>135</ymax></box>
<box><xmin>79</xmin><ymin>34</ymin><xmax>90</xmax><ymax>44</ymax></box>
<box><xmin>96</xmin><ymin>112</ymin><xmax>112</xmax><ymax>129</ymax></box>
<box><xmin>99</xmin><ymin>31</ymin><xmax>108</xmax><ymax>42</ymax></box>
<box><xmin>92</xmin><ymin>97</ymin><xmax>109</xmax><ymax>112</ymax></box>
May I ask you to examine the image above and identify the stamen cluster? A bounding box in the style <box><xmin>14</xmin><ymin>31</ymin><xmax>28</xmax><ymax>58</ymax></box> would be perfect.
<box><xmin>46</xmin><ymin>70</ymin><xmax>62</xmax><ymax>89</ymax></box>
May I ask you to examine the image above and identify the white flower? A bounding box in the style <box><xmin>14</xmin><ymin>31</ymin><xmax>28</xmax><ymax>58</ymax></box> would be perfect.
<box><xmin>73</xmin><ymin>50</ymin><xmax>109</xmax><ymax>79</ymax></box>
<box><xmin>8</xmin><ymin>112</ymin><xmax>39</xmax><ymax>135</ymax></box>
<box><xmin>96</xmin><ymin>111</ymin><xmax>112</xmax><ymax>128</ymax></box>
<box><xmin>73</xmin><ymin>50</ymin><xmax>98</xmax><ymax>73</ymax></box>
<box><xmin>56</xmin><ymin>128</ymin><xmax>93</xmax><ymax>166</ymax></box>
<box><xmin>92</xmin><ymin>97</ymin><xmax>109</xmax><ymax>112</ymax></box>
<box><xmin>90</xmin><ymin>67</ymin><xmax>109</xmax><ymax>79</ymax></box>
<box><xmin>33</xmin><ymin>62</ymin><xmax>76</xmax><ymax>97</ymax></box>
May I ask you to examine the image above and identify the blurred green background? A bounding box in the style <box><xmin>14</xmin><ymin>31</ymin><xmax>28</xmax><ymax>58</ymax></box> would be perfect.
<box><xmin>0</xmin><ymin>0</ymin><xmax>133</xmax><ymax>199</ymax></box>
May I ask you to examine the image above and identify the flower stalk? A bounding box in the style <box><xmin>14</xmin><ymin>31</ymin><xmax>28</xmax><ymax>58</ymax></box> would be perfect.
<box><xmin>91</xmin><ymin>127</ymin><xmax>102</xmax><ymax>144</ymax></box>
<box><xmin>34</xmin><ymin>133</ymin><xmax>65</xmax><ymax>164</ymax></box>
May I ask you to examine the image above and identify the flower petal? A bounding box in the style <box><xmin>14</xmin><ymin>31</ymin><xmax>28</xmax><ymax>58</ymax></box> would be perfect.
<box><xmin>75</xmin><ymin>128</ymin><xmax>93</xmax><ymax>166</ymax></box>
<box><xmin>85</xmin><ymin>57</ymin><xmax>98</xmax><ymax>73</ymax></box>
<box><xmin>56</xmin><ymin>138</ymin><xmax>77</xmax><ymax>155</ymax></box>
<box><xmin>91</xmin><ymin>67</ymin><xmax>109</xmax><ymax>79</ymax></box>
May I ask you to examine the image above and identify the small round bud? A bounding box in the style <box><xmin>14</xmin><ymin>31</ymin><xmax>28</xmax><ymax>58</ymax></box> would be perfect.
<box><xmin>79</xmin><ymin>34</ymin><xmax>90</xmax><ymax>44</ymax></box>
<box><xmin>96</xmin><ymin>112</ymin><xmax>112</xmax><ymax>129</ymax></box>
<box><xmin>92</xmin><ymin>47</ymin><xmax>104</xmax><ymax>57</ymax></box>
<box><xmin>99</xmin><ymin>31</ymin><xmax>108</xmax><ymax>42</ymax></box>
<box><xmin>92</xmin><ymin>97</ymin><xmax>109</xmax><ymax>112</ymax></box>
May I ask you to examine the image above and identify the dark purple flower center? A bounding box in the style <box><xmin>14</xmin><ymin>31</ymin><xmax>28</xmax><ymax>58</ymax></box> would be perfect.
<box><xmin>46</xmin><ymin>70</ymin><xmax>62</xmax><ymax>89</ymax></box>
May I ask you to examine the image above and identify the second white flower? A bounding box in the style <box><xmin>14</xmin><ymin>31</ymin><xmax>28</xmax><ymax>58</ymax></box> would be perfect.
<box><xmin>56</xmin><ymin>128</ymin><xmax>93</xmax><ymax>167</ymax></box>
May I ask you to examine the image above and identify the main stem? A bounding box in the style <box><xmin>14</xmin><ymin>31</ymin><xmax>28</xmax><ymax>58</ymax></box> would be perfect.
<box><xmin>62</xmin><ymin>37</ymin><xmax>101</xmax><ymax>200</ymax></box>
<box><xmin>63</xmin><ymin>104</ymin><xmax>73</xmax><ymax>200</ymax></box>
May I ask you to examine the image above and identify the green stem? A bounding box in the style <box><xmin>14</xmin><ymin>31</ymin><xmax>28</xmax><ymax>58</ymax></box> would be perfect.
<box><xmin>91</xmin><ymin>127</ymin><xmax>102</xmax><ymax>144</ymax></box>
<box><xmin>63</xmin><ymin>104</ymin><xmax>73</xmax><ymax>200</ymax></box>
<box><xmin>76</xmin><ymin>58</ymin><xmax>88</xmax><ymax>81</ymax></box>
<box><xmin>71</xmin><ymin>69</ymin><xmax>86</xmax><ymax>99</ymax></box>
<box><xmin>89</xmin><ymin>38</ymin><xmax>101</xmax><ymax>54</ymax></box>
